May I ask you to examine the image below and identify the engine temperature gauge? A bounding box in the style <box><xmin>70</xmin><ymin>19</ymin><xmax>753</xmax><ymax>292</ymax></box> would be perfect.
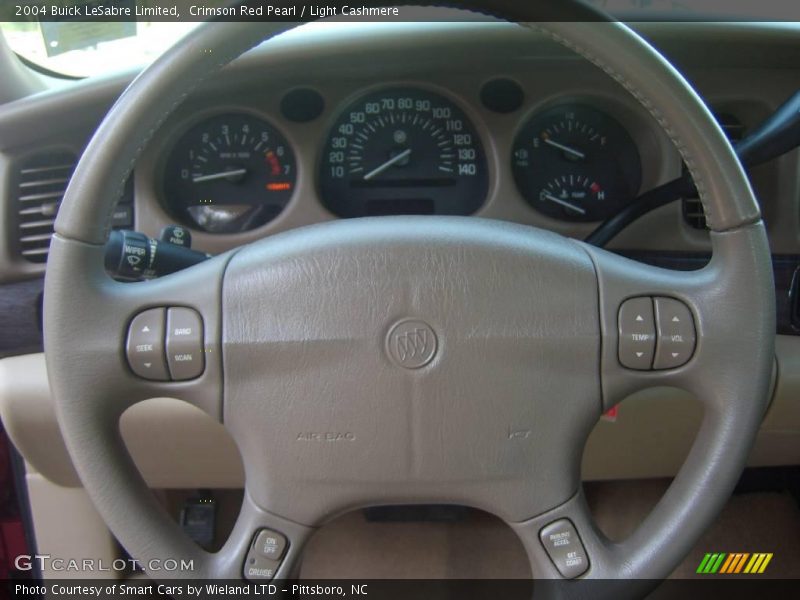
<box><xmin>538</xmin><ymin>175</ymin><xmax>606</xmax><ymax>217</ymax></box>
<box><xmin>511</xmin><ymin>104</ymin><xmax>641</xmax><ymax>222</ymax></box>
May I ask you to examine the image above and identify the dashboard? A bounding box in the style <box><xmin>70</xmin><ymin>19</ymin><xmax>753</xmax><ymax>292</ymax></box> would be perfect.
<box><xmin>2</xmin><ymin>21</ymin><xmax>800</xmax><ymax>273</ymax></box>
<box><xmin>142</xmin><ymin>52</ymin><xmax>675</xmax><ymax>253</ymax></box>
<box><xmin>101</xmin><ymin>21</ymin><xmax>795</xmax><ymax>264</ymax></box>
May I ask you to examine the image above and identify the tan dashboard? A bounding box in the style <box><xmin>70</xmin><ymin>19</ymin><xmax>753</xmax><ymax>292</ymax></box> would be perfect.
<box><xmin>1</xmin><ymin>22</ymin><xmax>800</xmax><ymax>285</ymax></box>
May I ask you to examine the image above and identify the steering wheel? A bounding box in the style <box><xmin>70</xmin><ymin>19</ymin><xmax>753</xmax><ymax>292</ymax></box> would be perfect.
<box><xmin>44</xmin><ymin>0</ymin><xmax>775</xmax><ymax>593</ymax></box>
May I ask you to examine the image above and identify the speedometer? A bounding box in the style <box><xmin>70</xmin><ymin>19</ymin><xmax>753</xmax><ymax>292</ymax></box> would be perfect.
<box><xmin>319</xmin><ymin>88</ymin><xmax>489</xmax><ymax>217</ymax></box>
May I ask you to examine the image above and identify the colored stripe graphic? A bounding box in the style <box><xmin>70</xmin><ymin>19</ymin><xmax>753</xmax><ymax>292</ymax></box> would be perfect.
<box><xmin>710</xmin><ymin>553</ymin><xmax>726</xmax><ymax>573</ymax></box>
<box><xmin>744</xmin><ymin>554</ymin><xmax>761</xmax><ymax>573</ymax></box>
<box><xmin>696</xmin><ymin>553</ymin><xmax>713</xmax><ymax>573</ymax></box>
<box><xmin>698</xmin><ymin>552</ymin><xmax>773</xmax><ymax>574</ymax></box>
<box><xmin>728</xmin><ymin>553</ymin><xmax>749</xmax><ymax>573</ymax></box>
<box><xmin>736</xmin><ymin>553</ymin><xmax>751</xmax><ymax>573</ymax></box>
<box><xmin>698</xmin><ymin>553</ymin><xmax>727</xmax><ymax>574</ymax></box>
<box><xmin>753</xmin><ymin>553</ymin><xmax>773</xmax><ymax>573</ymax></box>
<box><xmin>719</xmin><ymin>554</ymin><xmax>736</xmax><ymax>573</ymax></box>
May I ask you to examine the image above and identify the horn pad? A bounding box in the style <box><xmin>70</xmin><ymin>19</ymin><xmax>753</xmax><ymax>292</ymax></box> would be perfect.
<box><xmin>222</xmin><ymin>217</ymin><xmax>601</xmax><ymax>524</ymax></box>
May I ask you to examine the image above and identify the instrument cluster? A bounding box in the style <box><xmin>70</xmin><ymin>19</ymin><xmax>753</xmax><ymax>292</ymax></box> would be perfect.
<box><xmin>159</xmin><ymin>82</ymin><xmax>644</xmax><ymax>234</ymax></box>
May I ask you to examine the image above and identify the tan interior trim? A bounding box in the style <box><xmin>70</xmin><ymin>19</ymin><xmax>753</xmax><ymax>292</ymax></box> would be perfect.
<box><xmin>0</xmin><ymin>353</ymin><xmax>243</xmax><ymax>488</ymax></box>
<box><xmin>25</xmin><ymin>471</ymin><xmax>118</xmax><ymax>579</ymax></box>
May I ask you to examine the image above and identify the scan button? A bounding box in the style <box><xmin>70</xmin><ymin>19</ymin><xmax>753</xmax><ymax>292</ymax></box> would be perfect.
<box><xmin>166</xmin><ymin>307</ymin><xmax>205</xmax><ymax>380</ymax></box>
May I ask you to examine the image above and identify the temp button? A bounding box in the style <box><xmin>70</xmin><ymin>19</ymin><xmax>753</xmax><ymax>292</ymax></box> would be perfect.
<box><xmin>166</xmin><ymin>307</ymin><xmax>204</xmax><ymax>380</ymax></box>
<box><xmin>618</xmin><ymin>297</ymin><xmax>656</xmax><ymax>370</ymax></box>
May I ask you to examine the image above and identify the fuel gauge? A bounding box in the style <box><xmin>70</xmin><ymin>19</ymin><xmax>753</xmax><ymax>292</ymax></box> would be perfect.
<box><xmin>511</xmin><ymin>104</ymin><xmax>641</xmax><ymax>222</ymax></box>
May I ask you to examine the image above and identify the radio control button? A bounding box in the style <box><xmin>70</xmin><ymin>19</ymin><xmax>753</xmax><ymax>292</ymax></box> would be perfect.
<box><xmin>126</xmin><ymin>309</ymin><xmax>169</xmax><ymax>381</ymax></box>
<box><xmin>165</xmin><ymin>308</ymin><xmax>204</xmax><ymax>380</ymax></box>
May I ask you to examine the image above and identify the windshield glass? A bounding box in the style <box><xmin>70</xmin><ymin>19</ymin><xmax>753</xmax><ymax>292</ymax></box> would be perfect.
<box><xmin>0</xmin><ymin>21</ymin><xmax>199</xmax><ymax>78</ymax></box>
<box><xmin>0</xmin><ymin>0</ymin><xmax>797</xmax><ymax>79</ymax></box>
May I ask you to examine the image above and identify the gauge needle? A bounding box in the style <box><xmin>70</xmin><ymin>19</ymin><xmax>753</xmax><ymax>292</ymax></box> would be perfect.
<box><xmin>192</xmin><ymin>168</ymin><xmax>248</xmax><ymax>183</ymax></box>
<box><xmin>363</xmin><ymin>148</ymin><xmax>412</xmax><ymax>181</ymax></box>
<box><xmin>541</xmin><ymin>192</ymin><xmax>587</xmax><ymax>215</ymax></box>
<box><xmin>543</xmin><ymin>138</ymin><xmax>586</xmax><ymax>160</ymax></box>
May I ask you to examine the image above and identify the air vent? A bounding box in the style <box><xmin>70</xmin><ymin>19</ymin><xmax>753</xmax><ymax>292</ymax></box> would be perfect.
<box><xmin>15</xmin><ymin>151</ymin><xmax>76</xmax><ymax>263</ymax></box>
<box><xmin>682</xmin><ymin>112</ymin><xmax>746</xmax><ymax>230</ymax></box>
<box><xmin>14</xmin><ymin>152</ymin><xmax>135</xmax><ymax>264</ymax></box>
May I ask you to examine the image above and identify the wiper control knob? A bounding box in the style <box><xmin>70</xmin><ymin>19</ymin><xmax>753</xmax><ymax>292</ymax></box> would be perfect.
<box><xmin>105</xmin><ymin>228</ymin><xmax>209</xmax><ymax>280</ymax></box>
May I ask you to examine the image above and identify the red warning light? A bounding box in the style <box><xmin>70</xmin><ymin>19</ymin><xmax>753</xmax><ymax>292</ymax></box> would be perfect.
<box><xmin>602</xmin><ymin>406</ymin><xmax>618</xmax><ymax>422</ymax></box>
<box><xmin>266</xmin><ymin>182</ymin><xmax>292</xmax><ymax>191</ymax></box>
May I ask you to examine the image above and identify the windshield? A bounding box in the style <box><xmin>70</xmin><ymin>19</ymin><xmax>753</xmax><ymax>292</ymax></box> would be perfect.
<box><xmin>0</xmin><ymin>0</ymin><xmax>797</xmax><ymax>79</ymax></box>
<box><xmin>0</xmin><ymin>21</ymin><xmax>199</xmax><ymax>78</ymax></box>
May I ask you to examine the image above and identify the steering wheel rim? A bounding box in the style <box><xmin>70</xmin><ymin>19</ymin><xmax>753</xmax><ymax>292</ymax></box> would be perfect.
<box><xmin>44</xmin><ymin>1</ymin><xmax>774</xmax><ymax>593</ymax></box>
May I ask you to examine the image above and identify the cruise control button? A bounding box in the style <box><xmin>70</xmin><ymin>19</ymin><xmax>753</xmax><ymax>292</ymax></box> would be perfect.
<box><xmin>254</xmin><ymin>529</ymin><xmax>287</xmax><ymax>560</ymax></box>
<box><xmin>618</xmin><ymin>297</ymin><xmax>656</xmax><ymax>370</ymax></box>
<box><xmin>166</xmin><ymin>308</ymin><xmax>204</xmax><ymax>380</ymax></box>
<box><xmin>653</xmin><ymin>297</ymin><xmax>696</xmax><ymax>369</ymax></box>
<box><xmin>539</xmin><ymin>519</ymin><xmax>589</xmax><ymax>579</ymax></box>
<box><xmin>126</xmin><ymin>308</ymin><xmax>169</xmax><ymax>381</ymax></box>
<box><xmin>243</xmin><ymin>554</ymin><xmax>281</xmax><ymax>581</ymax></box>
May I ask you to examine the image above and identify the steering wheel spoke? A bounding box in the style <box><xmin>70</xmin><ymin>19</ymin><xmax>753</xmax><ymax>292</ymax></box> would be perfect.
<box><xmin>512</xmin><ymin>490</ymin><xmax>674</xmax><ymax>598</ymax></box>
<box><xmin>579</xmin><ymin>227</ymin><xmax>774</xmax><ymax>414</ymax></box>
<box><xmin>511</xmin><ymin>490</ymin><xmax>601</xmax><ymax>580</ymax></box>
<box><xmin>45</xmin><ymin>235</ymin><xmax>227</xmax><ymax>421</ymax></box>
<box><xmin>208</xmin><ymin>490</ymin><xmax>316</xmax><ymax>580</ymax></box>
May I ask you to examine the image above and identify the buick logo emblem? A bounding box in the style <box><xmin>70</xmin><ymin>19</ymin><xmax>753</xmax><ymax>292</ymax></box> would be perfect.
<box><xmin>386</xmin><ymin>319</ymin><xmax>438</xmax><ymax>369</ymax></box>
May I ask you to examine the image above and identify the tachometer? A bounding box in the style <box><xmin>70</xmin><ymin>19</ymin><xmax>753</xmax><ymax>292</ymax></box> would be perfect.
<box><xmin>511</xmin><ymin>104</ymin><xmax>641</xmax><ymax>222</ymax></box>
<box><xmin>163</xmin><ymin>113</ymin><xmax>296</xmax><ymax>233</ymax></box>
<box><xmin>319</xmin><ymin>88</ymin><xmax>488</xmax><ymax>217</ymax></box>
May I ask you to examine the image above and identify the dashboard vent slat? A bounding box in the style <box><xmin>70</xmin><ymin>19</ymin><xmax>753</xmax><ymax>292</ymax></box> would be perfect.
<box><xmin>19</xmin><ymin>219</ymin><xmax>57</xmax><ymax>230</ymax></box>
<box><xmin>682</xmin><ymin>112</ymin><xmax>746</xmax><ymax>230</ymax></box>
<box><xmin>15</xmin><ymin>151</ymin><xmax>76</xmax><ymax>263</ymax></box>
<box><xmin>19</xmin><ymin>177</ymin><xmax>71</xmax><ymax>188</ymax></box>
<box><xmin>20</xmin><ymin>247</ymin><xmax>51</xmax><ymax>258</ymax></box>
<box><xmin>18</xmin><ymin>191</ymin><xmax>67</xmax><ymax>202</ymax></box>
<box><xmin>20</xmin><ymin>164</ymin><xmax>76</xmax><ymax>174</ymax></box>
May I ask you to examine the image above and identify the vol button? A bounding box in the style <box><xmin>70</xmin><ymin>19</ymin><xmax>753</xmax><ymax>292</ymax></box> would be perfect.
<box><xmin>653</xmin><ymin>297</ymin><xmax>696</xmax><ymax>369</ymax></box>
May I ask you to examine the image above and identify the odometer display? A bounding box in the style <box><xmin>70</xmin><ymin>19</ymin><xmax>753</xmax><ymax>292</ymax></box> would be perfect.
<box><xmin>319</xmin><ymin>88</ymin><xmax>488</xmax><ymax>217</ymax></box>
